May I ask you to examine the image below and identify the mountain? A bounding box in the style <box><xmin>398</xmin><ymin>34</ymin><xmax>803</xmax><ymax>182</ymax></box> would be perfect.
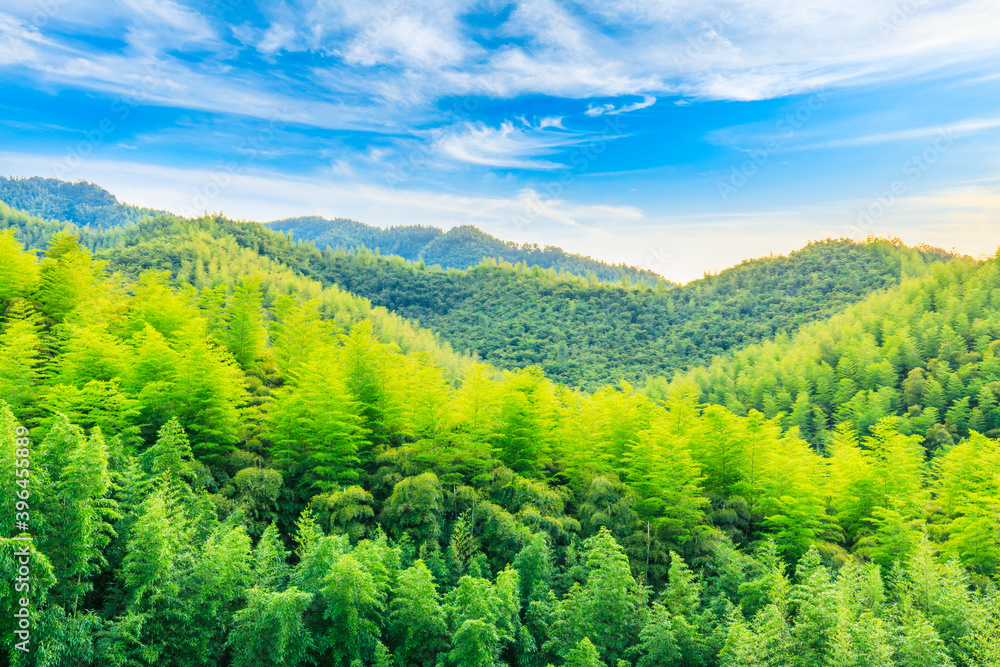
<box><xmin>98</xmin><ymin>210</ymin><xmax>954</xmax><ymax>390</ymax></box>
<box><xmin>0</xmin><ymin>179</ymin><xmax>951</xmax><ymax>390</ymax></box>
<box><xmin>0</xmin><ymin>187</ymin><xmax>956</xmax><ymax>390</ymax></box>
<box><xmin>0</xmin><ymin>175</ymin><xmax>165</xmax><ymax>230</ymax></box>
<box><xmin>268</xmin><ymin>216</ymin><xmax>670</xmax><ymax>286</ymax></box>
<box><xmin>669</xmin><ymin>251</ymin><xmax>1000</xmax><ymax>450</ymax></box>
<box><xmin>304</xmin><ymin>237</ymin><xmax>954</xmax><ymax>389</ymax></box>
<box><xmin>2</xmin><ymin>204</ymin><xmax>998</xmax><ymax>667</ymax></box>
<box><xmin>264</xmin><ymin>215</ymin><xmax>442</xmax><ymax>262</ymax></box>
<box><xmin>0</xmin><ymin>176</ymin><xmax>669</xmax><ymax>286</ymax></box>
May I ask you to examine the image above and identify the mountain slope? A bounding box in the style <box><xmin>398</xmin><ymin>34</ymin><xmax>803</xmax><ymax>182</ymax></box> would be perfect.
<box><xmin>2</xmin><ymin>210</ymin><xmax>999</xmax><ymax>667</ymax></box>
<box><xmin>0</xmin><ymin>176</ymin><xmax>670</xmax><ymax>285</ymax></box>
<box><xmin>108</xmin><ymin>211</ymin><xmax>954</xmax><ymax>390</ymax></box>
<box><xmin>0</xmin><ymin>186</ymin><xmax>957</xmax><ymax>390</ymax></box>
<box><xmin>0</xmin><ymin>175</ymin><xmax>165</xmax><ymax>230</ymax></box>
<box><xmin>268</xmin><ymin>216</ymin><xmax>670</xmax><ymax>285</ymax></box>
<box><xmin>671</xmin><ymin>251</ymin><xmax>1000</xmax><ymax>449</ymax></box>
<box><xmin>95</xmin><ymin>213</ymin><xmax>472</xmax><ymax>377</ymax></box>
<box><xmin>305</xmin><ymin>238</ymin><xmax>954</xmax><ymax>389</ymax></box>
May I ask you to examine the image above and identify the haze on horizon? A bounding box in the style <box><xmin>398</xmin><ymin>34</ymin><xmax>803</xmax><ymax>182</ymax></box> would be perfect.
<box><xmin>1</xmin><ymin>0</ymin><xmax>999</xmax><ymax>282</ymax></box>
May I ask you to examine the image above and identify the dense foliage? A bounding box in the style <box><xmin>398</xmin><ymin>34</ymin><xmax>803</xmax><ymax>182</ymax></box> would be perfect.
<box><xmin>2</xmin><ymin>225</ymin><xmax>999</xmax><ymax>667</ymax></box>
<box><xmin>0</xmin><ymin>177</ymin><xmax>163</xmax><ymax>231</ymax></box>
<box><xmin>267</xmin><ymin>218</ymin><xmax>669</xmax><ymax>286</ymax></box>
<box><xmin>674</xmin><ymin>255</ymin><xmax>1000</xmax><ymax>450</ymax></box>
<box><xmin>0</xmin><ymin>175</ymin><xmax>667</xmax><ymax>285</ymax></box>
<box><xmin>0</xmin><ymin>201</ymin><xmax>132</xmax><ymax>254</ymax></box>
<box><xmin>2</xmin><ymin>179</ymin><xmax>955</xmax><ymax>390</ymax></box>
<box><xmin>300</xmin><ymin>238</ymin><xmax>952</xmax><ymax>390</ymax></box>
<box><xmin>91</xmin><ymin>212</ymin><xmax>951</xmax><ymax>390</ymax></box>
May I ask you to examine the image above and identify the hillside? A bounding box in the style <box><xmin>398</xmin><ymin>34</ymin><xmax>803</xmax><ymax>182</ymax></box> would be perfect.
<box><xmin>0</xmin><ymin>192</ymin><xmax>956</xmax><ymax>390</ymax></box>
<box><xmin>266</xmin><ymin>215</ymin><xmax>441</xmax><ymax>262</ymax></box>
<box><xmin>0</xmin><ymin>175</ymin><xmax>165</xmax><ymax>230</ymax></box>
<box><xmin>268</xmin><ymin>216</ymin><xmax>670</xmax><ymax>286</ymax></box>
<box><xmin>3</xmin><ymin>215</ymin><xmax>1000</xmax><ymax>667</ymax></box>
<box><xmin>670</xmin><ymin>252</ymin><xmax>1000</xmax><ymax>451</ymax></box>
<box><xmin>0</xmin><ymin>176</ymin><xmax>668</xmax><ymax>285</ymax></box>
<box><xmin>96</xmin><ymin>211</ymin><xmax>955</xmax><ymax>390</ymax></box>
<box><xmin>305</xmin><ymin>238</ymin><xmax>953</xmax><ymax>389</ymax></box>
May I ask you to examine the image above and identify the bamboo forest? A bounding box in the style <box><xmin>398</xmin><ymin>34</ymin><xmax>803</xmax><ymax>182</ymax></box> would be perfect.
<box><xmin>1</xmin><ymin>182</ymin><xmax>999</xmax><ymax>667</ymax></box>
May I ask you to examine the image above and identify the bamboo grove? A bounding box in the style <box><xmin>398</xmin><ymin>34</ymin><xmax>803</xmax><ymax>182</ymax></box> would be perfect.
<box><xmin>1</xmin><ymin>225</ymin><xmax>999</xmax><ymax>667</ymax></box>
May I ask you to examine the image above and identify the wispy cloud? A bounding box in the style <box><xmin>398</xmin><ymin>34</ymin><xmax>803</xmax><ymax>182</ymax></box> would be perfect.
<box><xmin>801</xmin><ymin>117</ymin><xmax>1000</xmax><ymax>149</ymax></box>
<box><xmin>585</xmin><ymin>95</ymin><xmax>657</xmax><ymax>117</ymax></box>
<box><xmin>0</xmin><ymin>150</ymin><xmax>645</xmax><ymax>235</ymax></box>
<box><xmin>431</xmin><ymin>119</ymin><xmax>595</xmax><ymax>170</ymax></box>
<box><xmin>4</xmin><ymin>0</ymin><xmax>999</xmax><ymax>126</ymax></box>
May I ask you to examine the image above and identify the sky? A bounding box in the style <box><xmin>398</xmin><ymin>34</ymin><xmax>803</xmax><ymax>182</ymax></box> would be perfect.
<box><xmin>1</xmin><ymin>0</ymin><xmax>999</xmax><ymax>282</ymax></box>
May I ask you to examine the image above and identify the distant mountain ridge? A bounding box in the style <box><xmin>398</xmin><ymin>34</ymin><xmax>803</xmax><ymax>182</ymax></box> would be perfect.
<box><xmin>305</xmin><ymin>237</ymin><xmax>956</xmax><ymax>389</ymax></box>
<box><xmin>0</xmin><ymin>176</ymin><xmax>958</xmax><ymax>390</ymax></box>
<box><xmin>0</xmin><ymin>176</ymin><xmax>670</xmax><ymax>286</ymax></box>
<box><xmin>266</xmin><ymin>216</ymin><xmax>671</xmax><ymax>286</ymax></box>
<box><xmin>0</xmin><ymin>175</ymin><xmax>165</xmax><ymax>230</ymax></box>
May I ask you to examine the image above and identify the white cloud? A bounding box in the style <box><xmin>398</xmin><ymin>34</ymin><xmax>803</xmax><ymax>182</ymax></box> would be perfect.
<box><xmin>0</xmin><ymin>150</ymin><xmax>645</xmax><ymax>241</ymax></box>
<box><xmin>585</xmin><ymin>96</ymin><xmax>657</xmax><ymax>116</ymax></box>
<box><xmin>117</xmin><ymin>0</ymin><xmax>217</xmax><ymax>50</ymax></box>
<box><xmin>5</xmin><ymin>0</ymin><xmax>999</xmax><ymax>131</ymax></box>
<box><xmin>431</xmin><ymin>119</ymin><xmax>594</xmax><ymax>169</ymax></box>
<box><xmin>801</xmin><ymin>117</ymin><xmax>1000</xmax><ymax>149</ymax></box>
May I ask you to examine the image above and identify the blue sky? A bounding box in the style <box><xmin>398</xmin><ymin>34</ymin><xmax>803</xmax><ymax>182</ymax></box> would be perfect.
<box><xmin>1</xmin><ymin>0</ymin><xmax>999</xmax><ymax>281</ymax></box>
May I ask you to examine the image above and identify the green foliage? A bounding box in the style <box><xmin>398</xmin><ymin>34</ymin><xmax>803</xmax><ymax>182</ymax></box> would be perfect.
<box><xmin>1</xmin><ymin>191</ymin><xmax>998</xmax><ymax>667</ymax></box>
<box><xmin>548</xmin><ymin>529</ymin><xmax>648</xmax><ymax>665</ymax></box>
<box><xmin>305</xmin><ymin>238</ymin><xmax>947</xmax><ymax>390</ymax></box>
<box><xmin>564</xmin><ymin>637</ymin><xmax>606</xmax><ymax>667</ymax></box>
<box><xmin>228</xmin><ymin>587</ymin><xmax>315</xmax><ymax>667</ymax></box>
<box><xmin>36</xmin><ymin>232</ymin><xmax>104</xmax><ymax>320</ymax></box>
<box><xmin>142</xmin><ymin>417</ymin><xmax>194</xmax><ymax>480</ymax></box>
<box><xmin>0</xmin><ymin>228</ymin><xmax>39</xmax><ymax>300</ymax></box>
<box><xmin>267</xmin><ymin>346</ymin><xmax>366</xmax><ymax>493</ymax></box>
<box><xmin>226</xmin><ymin>275</ymin><xmax>267</xmax><ymax>369</ymax></box>
<box><xmin>390</xmin><ymin>561</ymin><xmax>450</xmax><ymax>667</ymax></box>
<box><xmin>321</xmin><ymin>553</ymin><xmax>387</xmax><ymax>666</ymax></box>
<box><xmin>0</xmin><ymin>176</ymin><xmax>164</xmax><ymax>230</ymax></box>
<box><xmin>0</xmin><ymin>300</ymin><xmax>44</xmax><ymax>416</ymax></box>
<box><xmin>679</xmin><ymin>254</ymin><xmax>1000</xmax><ymax>449</ymax></box>
<box><xmin>381</xmin><ymin>472</ymin><xmax>445</xmax><ymax>548</ymax></box>
<box><xmin>267</xmin><ymin>216</ymin><xmax>667</xmax><ymax>286</ymax></box>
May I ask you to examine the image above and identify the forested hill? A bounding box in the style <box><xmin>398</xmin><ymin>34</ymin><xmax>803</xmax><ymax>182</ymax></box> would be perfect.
<box><xmin>97</xmin><ymin>212</ymin><xmax>953</xmax><ymax>389</ymax></box>
<box><xmin>0</xmin><ymin>175</ymin><xmax>668</xmax><ymax>286</ymax></box>
<box><xmin>0</xmin><ymin>175</ymin><xmax>165</xmax><ymax>230</ymax></box>
<box><xmin>670</xmin><ymin>251</ymin><xmax>1000</xmax><ymax>451</ymax></box>
<box><xmin>0</xmin><ymin>197</ymin><xmax>956</xmax><ymax>390</ymax></box>
<box><xmin>267</xmin><ymin>216</ymin><xmax>669</xmax><ymax>286</ymax></box>
<box><xmin>3</xmin><ymin>222</ymin><xmax>1000</xmax><ymax>667</ymax></box>
<box><xmin>306</xmin><ymin>238</ymin><xmax>953</xmax><ymax>389</ymax></box>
